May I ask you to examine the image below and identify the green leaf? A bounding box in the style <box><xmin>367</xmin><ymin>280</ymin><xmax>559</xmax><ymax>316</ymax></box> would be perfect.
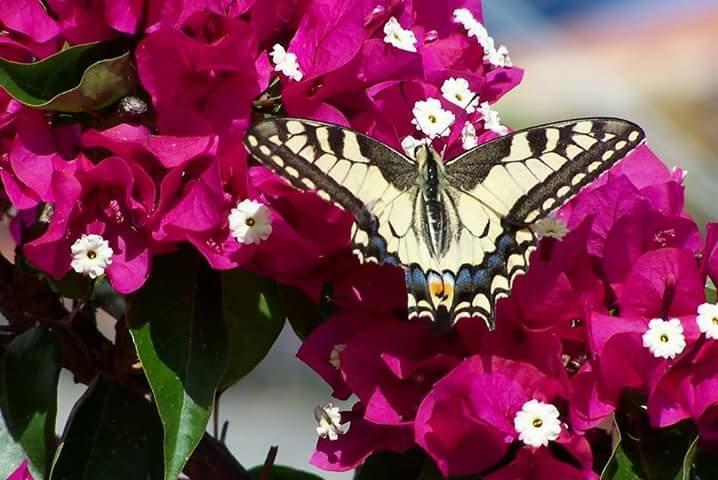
<box><xmin>0</xmin><ymin>410</ymin><xmax>42</xmax><ymax>479</ymax></box>
<box><xmin>128</xmin><ymin>250</ymin><xmax>229</xmax><ymax>480</ymax></box>
<box><xmin>280</xmin><ymin>284</ymin><xmax>331</xmax><ymax>339</ymax></box>
<box><xmin>49</xmin><ymin>375</ymin><xmax>163</xmax><ymax>480</ymax></box>
<box><xmin>354</xmin><ymin>449</ymin><xmax>427</xmax><ymax>480</ymax></box>
<box><xmin>705</xmin><ymin>278</ymin><xmax>716</xmax><ymax>304</ymax></box>
<box><xmin>0</xmin><ymin>41</ymin><xmax>134</xmax><ymax>112</ymax></box>
<box><xmin>48</xmin><ymin>271</ymin><xmax>91</xmax><ymax>300</ymax></box>
<box><xmin>682</xmin><ymin>436</ymin><xmax>698</xmax><ymax>480</ymax></box>
<box><xmin>92</xmin><ymin>278</ymin><xmax>126</xmax><ymax>320</ymax></box>
<box><xmin>0</xmin><ymin>327</ymin><xmax>61</xmax><ymax>477</ymax></box>
<box><xmin>219</xmin><ymin>269</ymin><xmax>285</xmax><ymax>391</ymax></box>
<box><xmin>605</xmin><ymin>393</ymin><xmax>699</xmax><ymax>480</ymax></box>
<box><xmin>248</xmin><ymin>465</ymin><xmax>325</xmax><ymax>480</ymax></box>
<box><xmin>681</xmin><ymin>438</ymin><xmax>718</xmax><ymax>480</ymax></box>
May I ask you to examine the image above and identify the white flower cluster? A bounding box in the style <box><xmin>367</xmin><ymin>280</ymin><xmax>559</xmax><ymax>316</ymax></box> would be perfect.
<box><xmin>270</xmin><ymin>44</ymin><xmax>303</xmax><ymax>81</ymax></box>
<box><xmin>453</xmin><ymin>8</ymin><xmax>512</xmax><ymax>68</ymax></box>
<box><xmin>383</xmin><ymin>17</ymin><xmax>417</xmax><ymax>52</ymax></box>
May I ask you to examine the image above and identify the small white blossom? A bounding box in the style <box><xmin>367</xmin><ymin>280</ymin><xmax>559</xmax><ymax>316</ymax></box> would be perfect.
<box><xmin>461</xmin><ymin>122</ymin><xmax>478</xmax><ymax>150</ymax></box>
<box><xmin>70</xmin><ymin>234</ymin><xmax>114</xmax><ymax>279</ymax></box>
<box><xmin>697</xmin><ymin>303</ymin><xmax>718</xmax><ymax>340</ymax></box>
<box><xmin>229</xmin><ymin>199</ymin><xmax>272</xmax><ymax>245</ymax></box>
<box><xmin>479</xmin><ymin>102</ymin><xmax>508</xmax><ymax>136</ymax></box>
<box><xmin>401</xmin><ymin>135</ymin><xmax>430</xmax><ymax>158</ymax></box>
<box><xmin>314</xmin><ymin>403</ymin><xmax>349</xmax><ymax>441</ymax></box>
<box><xmin>441</xmin><ymin>77</ymin><xmax>479</xmax><ymax>113</ymax></box>
<box><xmin>531</xmin><ymin>216</ymin><xmax>568</xmax><ymax>240</ymax></box>
<box><xmin>452</xmin><ymin>8</ymin><xmax>489</xmax><ymax>44</ymax></box>
<box><xmin>411</xmin><ymin>98</ymin><xmax>455</xmax><ymax>139</ymax></box>
<box><xmin>383</xmin><ymin>17</ymin><xmax>417</xmax><ymax>52</ymax></box>
<box><xmin>513</xmin><ymin>400</ymin><xmax>562</xmax><ymax>448</ymax></box>
<box><xmin>483</xmin><ymin>37</ymin><xmax>512</xmax><ymax>68</ymax></box>
<box><xmin>642</xmin><ymin>318</ymin><xmax>686</xmax><ymax>359</ymax></box>
<box><xmin>329</xmin><ymin>344</ymin><xmax>346</xmax><ymax>370</ymax></box>
<box><xmin>270</xmin><ymin>44</ymin><xmax>303</xmax><ymax>81</ymax></box>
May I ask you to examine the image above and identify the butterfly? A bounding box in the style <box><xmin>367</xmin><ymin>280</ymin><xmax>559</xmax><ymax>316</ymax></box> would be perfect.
<box><xmin>244</xmin><ymin>117</ymin><xmax>645</xmax><ymax>330</ymax></box>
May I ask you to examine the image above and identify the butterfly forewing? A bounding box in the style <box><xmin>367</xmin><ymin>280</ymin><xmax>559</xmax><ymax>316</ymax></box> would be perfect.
<box><xmin>245</xmin><ymin>118</ymin><xmax>419</xmax><ymax>264</ymax></box>
<box><xmin>244</xmin><ymin>117</ymin><xmax>646</xmax><ymax>330</ymax></box>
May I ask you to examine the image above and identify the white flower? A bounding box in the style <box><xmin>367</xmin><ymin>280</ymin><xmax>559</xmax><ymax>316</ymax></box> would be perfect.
<box><xmin>314</xmin><ymin>402</ymin><xmax>349</xmax><ymax>441</ymax></box>
<box><xmin>401</xmin><ymin>135</ymin><xmax>430</xmax><ymax>158</ymax></box>
<box><xmin>531</xmin><ymin>216</ymin><xmax>568</xmax><ymax>240</ymax></box>
<box><xmin>642</xmin><ymin>318</ymin><xmax>686</xmax><ymax>359</ymax></box>
<box><xmin>441</xmin><ymin>77</ymin><xmax>479</xmax><ymax>113</ymax></box>
<box><xmin>461</xmin><ymin>122</ymin><xmax>478</xmax><ymax>150</ymax></box>
<box><xmin>697</xmin><ymin>303</ymin><xmax>718</xmax><ymax>340</ymax></box>
<box><xmin>229</xmin><ymin>199</ymin><xmax>273</xmax><ymax>245</ymax></box>
<box><xmin>383</xmin><ymin>17</ymin><xmax>417</xmax><ymax>52</ymax></box>
<box><xmin>411</xmin><ymin>98</ymin><xmax>455</xmax><ymax>139</ymax></box>
<box><xmin>329</xmin><ymin>344</ymin><xmax>346</xmax><ymax>370</ymax></box>
<box><xmin>70</xmin><ymin>234</ymin><xmax>114</xmax><ymax>279</ymax></box>
<box><xmin>452</xmin><ymin>8</ymin><xmax>489</xmax><ymax>44</ymax></box>
<box><xmin>483</xmin><ymin>37</ymin><xmax>512</xmax><ymax>68</ymax></box>
<box><xmin>479</xmin><ymin>102</ymin><xmax>508</xmax><ymax>136</ymax></box>
<box><xmin>513</xmin><ymin>399</ymin><xmax>562</xmax><ymax>448</ymax></box>
<box><xmin>270</xmin><ymin>44</ymin><xmax>303</xmax><ymax>81</ymax></box>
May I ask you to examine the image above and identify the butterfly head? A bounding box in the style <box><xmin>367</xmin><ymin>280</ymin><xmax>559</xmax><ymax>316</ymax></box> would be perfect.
<box><xmin>413</xmin><ymin>143</ymin><xmax>442</xmax><ymax>165</ymax></box>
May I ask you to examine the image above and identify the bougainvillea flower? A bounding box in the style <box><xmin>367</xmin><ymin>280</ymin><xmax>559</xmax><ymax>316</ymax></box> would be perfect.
<box><xmin>7</xmin><ymin>459</ymin><xmax>33</xmax><ymax>480</ymax></box>
<box><xmin>415</xmin><ymin>356</ymin><xmax>566</xmax><ymax>477</ymax></box>
<box><xmin>705</xmin><ymin>223</ymin><xmax>718</xmax><ymax>286</ymax></box>
<box><xmin>24</xmin><ymin>155</ymin><xmax>153</xmax><ymax>293</ymax></box>
<box><xmin>573</xmin><ymin>248</ymin><xmax>705</xmax><ymax>427</ymax></box>
<box><xmin>485</xmin><ymin>435</ymin><xmax>598</xmax><ymax>480</ymax></box>
<box><xmin>310</xmin><ymin>403</ymin><xmax>414</xmax><ymax>472</ymax></box>
<box><xmin>136</xmin><ymin>25</ymin><xmax>269</xmax><ymax>135</ymax></box>
<box><xmin>649</xmin><ymin>339</ymin><xmax>718</xmax><ymax>436</ymax></box>
<box><xmin>340</xmin><ymin>319</ymin><xmax>461</xmax><ymax>424</ymax></box>
<box><xmin>45</xmin><ymin>0</ymin><xmax>114</xmax><ymax>44</ymax></box>
<box><xmin>0</xmin><ymin>0</ymin><xmax>60</xmax><ymax>44</ymax></box>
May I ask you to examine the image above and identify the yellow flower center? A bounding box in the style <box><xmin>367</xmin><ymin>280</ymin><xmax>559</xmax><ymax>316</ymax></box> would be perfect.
<box><xmin>660</xmin><ymin>334</ymin><xmax>669</xmax><ymax>343</ymax></box>
<box><xmin>532</xmin><ymin>418</ymin><xmax>543</xmax><ymax>428</ymax></box>
<box><xmin>712</xmin><ymin>316</ymin><xmax>718</xmax><ymax>326</ymax></box>
<box><xmin>87</xmin><ymin>250</ymin><xmax>96</xmax><ymax>260</ymax></box>
<box><xmin>428</xmin><ymin>114</ymin><xmax>437</xmax><ymax>124</ymax></box>
<box><xmin>245</xmin><ymin>217</ymin><xmax>256</xmax><ymax>227</ymax></box>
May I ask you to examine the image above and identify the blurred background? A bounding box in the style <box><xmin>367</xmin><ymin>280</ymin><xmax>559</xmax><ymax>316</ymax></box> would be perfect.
<box><xmin>47</xmin><ymin>1</ymin><xmax>717</xmax><ymax>478</ymax></box>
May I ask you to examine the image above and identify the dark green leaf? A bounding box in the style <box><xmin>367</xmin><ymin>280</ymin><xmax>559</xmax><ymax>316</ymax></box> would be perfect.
<box><xmin>354</xmin><ymin>449</ymin><xmax>426</xmax><ymax>480</ymax></box>
<box><xmin>248</xmin><ymin>465</ymin><xmax>325</xmax><ymax>480</ymax></box>
<box><xmin>607</xmin><ymin>393</ymin><xmax>698</xmax><ymax>480</ymax></box>
<box><xmin>280</xmin><ymin>285</ymin><xmax>331</xmax><ymax>339</ymax></box>
<box><xmin>0</xmin><ymin>327</ymin><xmax>61</xmax><ymax>476</ymax></box>
<box><xmin>48</xmin><ymin>271</ymin><xmax>91</xmax><ymax>300</ymax></box>
<box><xmin>681</xmin><ymin>438</ymin><xmax>718</xmax><ymax>480</ymax></box>
<box><xmin>219</xmin><ymin>269</ymin><xmax>285</xmax><ymax>391</ymax></box>
<box><xmin>92</xmin><ymin>278</ymin><xmax>126</xmax><ymax>320</ymax></box>
<box><xmin>0</xmin><ymin>41</ymin><xmax>134</xmax><ymax>112</ymax></box>
<box><xmin>49</xmin><ymin>375</ymin><xmax>163</xmax><ymax>480</ymax></box>
<box><xmin>128</xmin><ymin>250</ymin><xmax>228</xmax><ymax>480</ymax></box>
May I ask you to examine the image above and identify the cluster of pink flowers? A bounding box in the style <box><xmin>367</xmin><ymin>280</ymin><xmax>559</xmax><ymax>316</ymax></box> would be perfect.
<box><xmin>1</xmin><ymin>0</ymin><xmax>717</xmax><ymax>479</ymax></box>
<box><xmin>300</xmin><ymin>144</ymin><xmax>718</xmax><ymax>478</ymax></box>
<box><xmin>0</xmin><ymin>0</ymin><xmax>517</xmax><ymax>296</ymax></box>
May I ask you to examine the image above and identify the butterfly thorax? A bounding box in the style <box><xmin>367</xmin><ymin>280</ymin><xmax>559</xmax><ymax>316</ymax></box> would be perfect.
<box><xmin>415</xmin><ymin>145</ymin><xmax>450</xmax><ymax>258</ymax></box>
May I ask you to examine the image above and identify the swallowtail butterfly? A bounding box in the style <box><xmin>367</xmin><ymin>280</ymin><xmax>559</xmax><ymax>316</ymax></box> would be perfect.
<box><xmin>244</xmin><ymin>117</ymin><xmax>645</xmax><ymax>329</ymax></box>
